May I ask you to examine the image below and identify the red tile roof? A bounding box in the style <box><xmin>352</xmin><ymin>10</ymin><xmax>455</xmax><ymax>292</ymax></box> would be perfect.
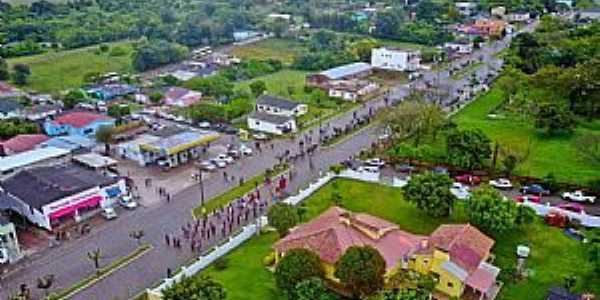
<box><xmin>52</xmin><ymin>112</ymin><xmax>112</xmax><ymax>128</ymax></box>
<box><xmin>0</xmin><ymin>134</ymin><xmax>49</xmax><ymax>154</ymax></box>
<box><xmin>465</xmin><ymin>266</ymin><xmax>496</xmax><ymax>293</ymax></box>
<box><xmin>274</xmin><ymin>207</ymin><xmax>426</xmax><ymax>270</ymax></box>
<box><xmin>430</xmin><ymin>224</ymin><xmax>494</xmax><ymax>272</ymax></box>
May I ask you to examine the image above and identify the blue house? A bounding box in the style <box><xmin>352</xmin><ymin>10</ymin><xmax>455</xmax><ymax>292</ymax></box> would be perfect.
<box><xmin>86</xmin><ymin>84</ymin><xmax>139</xmax><ymax>101</ymax></box>
<box><xmin>44</xmin><ymin>111</ymin><xmax>115</xmax><ymax>137</ymax></box>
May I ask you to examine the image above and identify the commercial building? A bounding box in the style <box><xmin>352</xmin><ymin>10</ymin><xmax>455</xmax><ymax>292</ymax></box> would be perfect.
<box><xmin>307</xmin><ymin>62</ymin><xmax>372</xmax><ymax>87</ymax></box>
<box><xmin>44</xmin><ymin>111</ymin><xmax>115</xmax><ymax>137</ymax></box>
<box><xmin>39</xmin><ymin>135</ymin><xmax>96</xmax><ymax>153</ymax></box>
<box><xmin>0</xmin><ymin>134</ymin><xmax>50</xmax><ymax>157</ymax></box>
<box><xmin>0</xmin><ymin>164</ymin><xmax>126</xmax><ymax>230</ymax></box>
<box><xmin>247</xmin><ymin>112</ymin><xmax>297</xmax><ymax>135</ymax></box>
<box><xmin>274</xmin><ymin>207</ymin><xmax>500</xmax><ymax>300</ymax></box>
<box><xmin>0</xmin><ymin>215</ymin><xmax>22</xmax><ymax>265</ymax></box>
<box><xmin>73</xmin><ymin>153</ymin><xmax>118</xmax><ymax>170</ymax></box>
<box><xmin>255</xmin><ymin>95</ymin><xmax>307</xmax><ymax>117</ymax></box>
<box><xmin>116</xmin><ymin>134</ymin><xmax>161</xmax><ymax>166</ymax></box>
<box><xmin>371</xmin><ymin>47</ymin><xmax>421</xmax><ymax>72</ymax></box>
<box><xmin>0</xmin><ymin>146</ymin><xmax>71</xmax><ymax>179</ymax></box>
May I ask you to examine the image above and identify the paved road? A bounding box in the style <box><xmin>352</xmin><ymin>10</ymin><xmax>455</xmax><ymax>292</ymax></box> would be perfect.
<box><xmin>0</xmin><ymin>35</ymin><xmax>516</xmax><ymax>300</ymax></box>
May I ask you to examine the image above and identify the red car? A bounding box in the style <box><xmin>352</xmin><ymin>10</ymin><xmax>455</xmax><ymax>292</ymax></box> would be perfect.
<box><xmin>557</xmin><ymin>203</ymin><xmax>585</xmax><ymax>214</ymax></box>
<box><xmin>514</xmin><ymin>195</ymin><xmax>541</xmax><ymax>203</ymax></box>
<box><xmin>454</xmin><ymin>174</ymin><xmax>481</xmax><ymax>185</ymax></box>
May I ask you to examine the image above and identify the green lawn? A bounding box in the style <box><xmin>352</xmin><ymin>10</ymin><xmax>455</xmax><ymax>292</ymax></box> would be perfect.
<box><xmin>228</xmin><ymin>38</ymin><xmax>306</xmax><ymax>65</ymax></box>
<box><xmin>198</xmin><ymin>179</ymin><xmax>599</xmax><ymax>300</ymax></box>
<box><xmin>374</xmin><ymin>38</ymin><xmax>429</xmax><ymax>51</ymax></box>
<box><xmin>8</xmin><ymin>41</ymin><xmax>134</xmax><ymax>93</ymax></box>
<box><xmin>452</xmin><ymin>87</ymin><xmax>600</xmax><ymax>183</ymax></box>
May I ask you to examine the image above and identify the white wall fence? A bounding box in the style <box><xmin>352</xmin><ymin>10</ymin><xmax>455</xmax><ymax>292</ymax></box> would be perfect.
<box><xmin>522</xmin><ymin>201</ymin><xmax>600</xmax><ymax>228</ymax></box>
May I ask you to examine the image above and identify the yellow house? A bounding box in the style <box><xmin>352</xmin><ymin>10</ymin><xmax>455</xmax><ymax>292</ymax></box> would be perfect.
<box><xmin>274</xmin><ymin>208</ymin><xmax>501</xmax><ymax>300</ymax></box>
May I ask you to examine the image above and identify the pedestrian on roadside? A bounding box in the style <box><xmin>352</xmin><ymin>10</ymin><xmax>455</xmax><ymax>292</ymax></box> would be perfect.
<box><xmin>165</xmin><ymin>234</ymin><xmax>170</xmax><ymax>246</ymax></box>
<box><xmin>167</xmin><ymin>268</ymin><xmax>172</xmax><ymax>278</ymax></box>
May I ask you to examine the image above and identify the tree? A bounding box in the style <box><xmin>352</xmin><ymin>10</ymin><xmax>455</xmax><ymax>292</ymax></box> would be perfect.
<box><xmin>267</xmin><ymin>202</ymin><xmax>300</xmax><ymax>237</ymax></box>
<box><xmin>249</xmin><ymin>80</ymin><xmax>267</xmax><ymax>98</ymax></box>
<box><xmin>275</xmin><ymin>249</ymin><xmax>324</xmax><ymax>297</ymax></box>
<box><xmin>0</xmin><ymin>57</ymin><xmax>9</xmax><ymax>80</ymax></box>
<box><xmin>534</xmin><ymin>102</ymin><xmax>576</xmax><ymax>135</ymax></box>
<box><xmin>403</xmin><ymin>171</ymin><xmax>455</xmax><ymax>217</ymax></box>
<box><xmin>12</xmin><ymin>63</ymin><xmax>30</xmax><ymax>85</ymax></box>
<box><xmin>372</xmin><ymin>288</ymin><xmax>429</xmax><ymax>300</ymax></box>
<box><xmin>587</xmin><ymin>229</ymin><xmax>600</xmax><ymax>276</ymax></box>
<box><xmin>349</xmin><ymin>38</ymin><xmax>380</xmax><ymax>62</ymax></box>
<box><xmin>473</xmin><ymin>36</ymin><xmax>484</xmax><ymax>49</ymax></box>
<box><xmin>95</xmin><ymin>125</ymin><xmax>115</xmax><ymax>155</ymax></box>
<box><xmin>36</xmin><ymin>274</ymin><xmax>55</xmax><ymax>298</ymax></box>
<box><xmin>446</xmin><ymin>129</ymin><xmax>492</xmax><ymax>170</ymax></box>
<box><xmin>149</xmin><ymin>92</ymin><xmax>163</xmax><ymax>104</ymax></box>
<box><xmin>501</xmin><ymin>154</ymin><xmax>518</xmax><ymax>177</ymax></box>
<box><xmin>334</xmin><ymin>246</ymin><xmax>386</xmax><ymax>298</ymax></box>
<box><xmin>466</xmin><ymin>185</ymin><xmax>535</xmax><ymax>236</ymax></box>
<box><xmin>162</xmin><ymin>275</ymin><xmax>226</xmax><ymax>300</ymax></box>
<box><xmin>129</xmin><ymin>230</ymin><xmax>145</xmax><ymax>246</ymax></box>
<box><xmin>63</xmin><ymin>89</ymin><xmax>87</xmax><ymax>109</ymax></box>
<box><xmin>107</xmin><ymin>104</ymin><xmax>131</xmax><ymax>122</ymax></box>
<box><xmin>132</xmin><ymin>40</ymin><xmax>188</xmax><ymax>72</ymax></box>
<box><xmin>87</xmin><ymin>249</ymin><xmax>102</xmax><ymax>274</ymax></box>
<box><xmin>383</xmin><ymin>94</ymin><xmax>445</xmax><ymax>146</ymax></box>
<box><xmin>294</xmin><ymin>277</ymin><xmax>338</xmax><ymax>300</ymax></box>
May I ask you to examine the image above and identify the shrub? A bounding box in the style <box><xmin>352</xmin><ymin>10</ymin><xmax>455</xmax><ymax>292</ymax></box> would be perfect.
<box><xmin>263</xmin><ymin>252</ymin><xmax>277</xmax><ymax>267</ymax></box>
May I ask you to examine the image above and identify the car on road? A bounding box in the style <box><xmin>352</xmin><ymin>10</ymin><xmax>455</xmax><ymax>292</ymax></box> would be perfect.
<box><xmin>227</xmin><ymin>149</ymin><xmax>240</xmax><ymax>159</ymax></box>
<box><xmin>454</xmin><ymin>174</ymin><xmax>481</xmax><ymax>185</ymax></box>
<box><xmin>397</xmin><ymin>163</ymin><xmax>415</xmax><ymax>173</ymax></box>
<box><xmin>489</xmin><ymin>178</ymin><xmax>513</xmax><ymax>189</ymax></box>
<box><xmin>358</xmin><ymin>166</ymin><xmax>380</xmax><ymax>173</ymax></box>
<box><xmin>198</xmin><ymin>121</ymin><xmax>211</xmax><ymax>129</ymax></box>
<box><xmin>210</xmin><ymin>159</ymin><xmax>227</xmax><ymax>168</ymax></box>
<box><xmin>520</xmin><ymin>184</ymin><xmax>550</xmax><ymax>195</ymax></box>
<box><xmin>562</xmin><ymin>190</ymin><xmax>596</xmax><ymax>204</ymax></box>
<box><xmin>119</xmin><ymin>195</ymin><xmax>138</xmax><ymax>209</ymax></box>
<box><xmin>365</xmin><ymin>158</ymin><xmax>385</xmax><ymax>167</ymax></box>
<box><xmin>450</xmin><ymin>182</ymin><xmax>471</xmax><ymax>200</ymax></box>
<box><xmin>253</xmin><ymin>133</ymin><xmax>269</xmax><ymax>140</ymax></box>
<box><xmin>102</xmin><ymin>207</ymin><xmax>118</xmax><ymax>220</ymax></box>
<box><xmin>514</xmin><ymin>195</ymin><xmax>541</xmax><ymax>203</ymax></box>
<box><xmin>240</xmin><ymin>145</ymin><xmax>253</xmax><ymax>156</ymax></box>
<box><xmin>198</xmin><ymin>160</ymin><xmax>217</xmax><ymax>171</ymax></box>
<box><xmin>174</xmin><ymin>115</ymin><xmax>186</xmax><ymax>123</ymax></box>
<box><xmin>216</xmin><ymin>154</ymin><xmax>235</xmax><ymax>164</ymax></box>
<box><xmin>557</xmin><ymin>203</ymin><xmax>585</xmax><ymax>214</ymax></box>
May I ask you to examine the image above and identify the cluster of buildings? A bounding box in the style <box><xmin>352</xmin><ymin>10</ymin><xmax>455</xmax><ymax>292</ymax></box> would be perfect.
<box><xmin>274</xmin><ymin>207</ymin><xmax>501</xmax><ymax>300</ymax></box>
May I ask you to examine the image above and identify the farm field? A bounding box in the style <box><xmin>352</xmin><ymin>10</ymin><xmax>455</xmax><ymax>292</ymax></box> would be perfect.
<box><xmin>7</xmin><ymin>41</ymin><xmax>134</xmax><ymax>93</ymax></box>
<box><xmin>199</xmin><ymin>179</ymin><xmax>599</xmax><ymax>300</ymax></box>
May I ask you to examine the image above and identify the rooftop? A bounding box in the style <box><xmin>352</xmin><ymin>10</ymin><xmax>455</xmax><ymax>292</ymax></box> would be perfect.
<box><xmin>73</xmin><ymin>153</ymin><xmax>117</xmax><ymax>169</ymax></box>
<box><xmin>0</xmin><ymin>146</ymin><xmax>70</xmax><ymax>173</ymax></box>
<box><xmin>141</xmin><ymin>130</ymin><xmax>219</xmax><ymax>155</ymax></box>
<box><xmin>428</xmin><ymin>224</ymin><xmax>495</xmax><ymax>272</ymax></box>
<box><xmin>256</xmin><ymin>95</ymin><xmax>301</xmax><ymax>111</ymax></box>
<box><xmin>39</xmin><ymin>135</ymin><xmax>96</xmax><ymax>151</ymax></box>
<box><xmin>249</xmin><ymin>111</ymin><xmax>294</xmax><ymax>125</ymax></box>
<box><xmin>0</xmin><ymin>134</ymin><xmax>49</xmax><ymax>155</ymax></box>
<box><xmin>0</xmin><ymin>164</ymin><xmax>117</xmax><ymax>210</ymax></box>
<box><xmin>51</xmin><ymin>111</ymin><xmax>113</xmax><ymax>128</ymax></box>
<box><xmin>319</xmin><ymin>62</ymin><xmax>372</xmax><ymax>80</ymax></box>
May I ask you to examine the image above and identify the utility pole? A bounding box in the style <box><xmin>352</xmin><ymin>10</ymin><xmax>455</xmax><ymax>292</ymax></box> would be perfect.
<box><xmin>198</xmin><ymin>167</ymin><xmax>205</xmax><ymax>206</ymax></box>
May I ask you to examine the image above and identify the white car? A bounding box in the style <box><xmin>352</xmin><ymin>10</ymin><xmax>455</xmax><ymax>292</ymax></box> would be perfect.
<box><xmin>102</xmin><ymin>207</ymin><xmax>118</xmax><ymax>220</ymax></box>
<box><xmin>175</xmin><ymin>116</ymin><xmax>186</xmax><ymax>123</ymax></box>
<box><xmin>198</xmin><ymin>121</ymin><xmax>211</xmax><ymax>129</ymax></box>
<box><xmin>489</xmin><ymin>178</ymin><xmax>513</xmax><ymax>189</ymax></box>
<box><xmin>562</xmin><ymin>190</ymin><xmax>596</xmax><ymax>204</ymax></box>
<box><xmin>253</xmin><ymin>133</ymin><xmax>269</xmax><ymax>140</ymax></box>
<box><xmin>450</xmin><ymin>182</ymin><xmax>471</xmax><ymax>200</ymax></box>
<box><xmin>239</xmin><ymin>145</ymin><xmax>253</xmax><ymax>156</ymax></box>
<box><xmin>119</xmin><ymin>195</ymin><xmax>138</xmax><ymax>209</ymax></box>
<box><xmin>216</xmin><ymin>154</ymin><xmax>235</xmax><ymax>164</ymax></box>
<box><xmin>210</xmin><ymin>159</ymin><xmax>227</xmax><ymax>168</ymax></box>
<box><xmin>358</xmin><ymin>166</ymin><xmax>380</xmax><ymax>174</ymax></box>
<box><xmin>365</xmin><ymin>158</ymin><xmax>385</xmax><ymax>167</ymax></box>
<box><xmin>198</xmin><ymin>160</ymin><xmax>217</xmax><ymax>172</ymax></box>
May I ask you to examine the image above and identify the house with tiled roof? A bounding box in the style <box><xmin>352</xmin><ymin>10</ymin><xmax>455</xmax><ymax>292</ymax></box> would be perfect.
<box><xmin>162</xmin><ymin>87</ymin><xmax>202</xmax><ymax>107</ymax></box>
<box><xmin>44</xmin><ymin>111</ymin><xmax>115</xmax><ymax>137</ymax></box>
<box><xmin>0</xmin><ymin>134</ymin><xmax>49</xmax><ymax>156</ymax></box>
<box><xmin>274</xmin><ymin>208</ymin><xmax>501</xmax><ymax>300</ymax></box>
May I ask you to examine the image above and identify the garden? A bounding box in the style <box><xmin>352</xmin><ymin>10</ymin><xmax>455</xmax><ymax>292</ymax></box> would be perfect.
<box><xmin>193</xmin><ymin>178</ymin><xmax>598</xmax><ymax>300</ymax></box>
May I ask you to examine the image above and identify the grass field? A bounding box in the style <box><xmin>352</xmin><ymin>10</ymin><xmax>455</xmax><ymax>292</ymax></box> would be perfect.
<box><xmin>8</xmin><ymin>41</ymin><xmax>134</xmax><ymax>93</ymax></box>
<box><xmin>452</xmin><ymin>87</ymin><xmax>600</xmax><ymax>183</ymax></box>
<box><xmin>228</xmin><ymin>38</ymin><xmax>306</xmax><ymax>65</ymax></box>
<box><xmin>374</xmin><ymin>38</ymin><xmax>429</xmax><ymax>51</ymax></box>
<box><xmin>199</xmin><ymin>179</ymin><xmax>599</xmax><ymax>300</ymax></box>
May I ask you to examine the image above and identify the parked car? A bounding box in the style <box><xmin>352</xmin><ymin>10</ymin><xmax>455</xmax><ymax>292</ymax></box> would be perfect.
<box><xmin>562</xmin><ymin>190</ymin><xmax>596</xmax><ymax>204</ymax></box>
<box><xmin>210</xmin><ymin>159</ymin><xmax>227</xmax><ymax>168</ymax></box>
<box><xmin>514</xmin><ymin>195</ymin><xmax>541</xmax><ymax>203</ymax></box>
<box><xmin>216</xmin><ymin>154</ymin><xmax>235</xmax><ymax>164</ymax></box>
<box><xmin>198</xmin><ymin>121</ymin><xmax>211</xmax><ymax>129</ymax></box>
<box><xmin>227</xmin><ymin>149</ymin><xmax>240</xmax><ymax>159</ymax></box>
<box><xmin>358</xmin><ymin>166</ymin><xmax>380</xmax><ymax>173</ymax></box>
<box><xmin>454</xmin><ymin>174</ymin><xmax>481</xmax><ymax>185</ymax></box>
<box><xmin>198</xmin><ymin>160</ymin><xmax>217</xmax><ymax>171</ymax></box>
<box><xmin>365</xmin><ymin>158</ymin><xmax>385</xmax><ymax>167</ymax></box>
<box><xmin>397</xmin><ymin>163</ymin><xmax>415</xmax><ymax>173</ymax></box>
<box><xmin>240</xmin><ymin>145</ymin><xmax>253</xmax><ymax>156</ymax></box>
<box><xmin>489</xmin><ymin>178</ymin><xmax>513</xmax><ymax>189</ymax></box>
<box><xmin>520</xmin><ymin>184</ymin><xmax>550</xmax><ymax>195</ymax></box>
<box><xmin>119</xmin><ymin>195</ymin><xmax>138</xmax><ymax>209</ymax></box>
<box><xmin>433</xmin><ymin>166</ymin><xmax>448</xmax><ymax>174</ymax></box>
<box><xmin>557</xmin><ymin>203</ymin><xmax>585</xmax><ymax>214</ymax></box>
<box><xmin>223</xmin><ymin>126</ymin><xmax>239</xmax><ymax>135</ymax></box>
<box><xmin>253</xmin><ymin>133</ymin><xmax>269</xmax><ymax>140</ymax></box>
<box><xmin>450</xmin><ymin>182</ymin><xmax>471</xmax><ymax>200</ymax></box>
<box><xmin>102</xmin><ymin>207</ymin><xmax>118</xmax><ymax>220</ymax></box>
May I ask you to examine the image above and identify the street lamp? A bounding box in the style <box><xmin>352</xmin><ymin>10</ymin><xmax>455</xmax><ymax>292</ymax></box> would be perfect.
<box><xmin>198</xmin><ymin>167</ymin><xmax>205</xmax><ymax>206</ymax></box>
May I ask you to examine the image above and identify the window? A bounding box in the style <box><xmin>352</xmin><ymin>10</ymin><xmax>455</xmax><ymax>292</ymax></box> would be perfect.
<box><xmin>431</xmin><ymin>272</ymin><xmax>440</xmax><ymax>283</ymax></box>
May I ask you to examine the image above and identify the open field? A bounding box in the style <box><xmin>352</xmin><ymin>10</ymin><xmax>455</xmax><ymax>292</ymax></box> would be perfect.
<box><xmin>228</xmin><ymin>38</ymin><xmax>306</xmax><ymax>65</ymax></box>
<box><xmin>7</xmin><ymin>41</ymin><xmax>134</xmax><ymax>93</ymax></box>
<box><xmin>199</xmin><ymin>179</ymin><xmax>599</xmax><ymax>300</ymax></box>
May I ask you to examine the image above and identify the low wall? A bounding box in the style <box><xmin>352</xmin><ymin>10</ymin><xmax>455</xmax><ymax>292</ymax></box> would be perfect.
<box><xmin>522</xmin><ymin>201</ymin><xmax>600</xmax><ymax>228</ymax></box>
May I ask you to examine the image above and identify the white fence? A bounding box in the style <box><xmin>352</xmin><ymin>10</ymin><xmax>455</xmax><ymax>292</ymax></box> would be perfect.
<box><xmin>522</xmin><ymin>201</ymin><xmax>600</xmax><ymax>228</ymax></box>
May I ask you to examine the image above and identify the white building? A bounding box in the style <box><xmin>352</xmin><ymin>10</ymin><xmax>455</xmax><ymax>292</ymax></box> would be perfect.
<box><xmin>0</xmin><ymin>215</ymin><xmax>22</xmax><ymax>264</ymax></box>
<box><xmin>445</xmin><ymin>41</ymin><xmax>474</xmax><ymax>54</ymax></box>
<box><xmin>327</xmin><ymin>81</ymin><xmax>379</xmax><ymax>102</ymax></box>
<box><xmin>256</xmin><ymin>95</ymin><xmax>307</xmax><ymax>117</ymax></box>
<box><xmin>268</xmin><ymin>13</ymin><xmax>292</xmax><ymax>21</ymax></box>
<box><xmin>247</xmin><ymin>112</ymin><xmax>297</xmax><ymax>135</ymax></box>
<box><xmin>455</xmin><ymin>2</ymin><xmax>478</xmax><ymax>16</ymax></box>
<box><xmin>371</xmin><ymin>48</ymin><xmax>421</xmax><ymax>72</ymax></box>
<box><xmin>506</xmin><ymin>11</ymin><xmax>530</xmax><ymax>22</ymax></box>
<box><xmin>579</xmin><ymin>8</ymin><xmax>600</xmax><ymax>20</ymax></box>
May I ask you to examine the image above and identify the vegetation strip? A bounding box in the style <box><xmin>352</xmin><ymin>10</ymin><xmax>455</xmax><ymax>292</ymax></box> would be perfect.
<box><xmin>48</xmin><ymin>244</ymin><xmax>153</xmax><ymax>300</ymax></box>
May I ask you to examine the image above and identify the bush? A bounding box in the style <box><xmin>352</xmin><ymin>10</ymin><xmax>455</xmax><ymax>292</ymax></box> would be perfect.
<box><xmin>263</xmin><ymin>252</ymin><xmax>277</xmax><ymax>267</ymax></box>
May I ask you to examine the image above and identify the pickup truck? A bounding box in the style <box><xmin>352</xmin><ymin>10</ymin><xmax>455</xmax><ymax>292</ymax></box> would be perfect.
<box><xmin>562</xmin><ymin>190</ymin><xmax>596</xmax><ymax>204</ymax></box>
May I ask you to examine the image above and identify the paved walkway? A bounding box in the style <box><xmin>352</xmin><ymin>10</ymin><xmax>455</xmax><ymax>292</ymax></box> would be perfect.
<box><xmin>0</xmin><ymin>37</ymin><xmax>512</xmax><ymax>300</ymax></box>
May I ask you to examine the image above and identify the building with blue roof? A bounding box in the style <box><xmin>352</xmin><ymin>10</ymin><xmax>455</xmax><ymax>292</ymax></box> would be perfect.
<box><xmin>307</xmin><ymin>62</ymin><xmax>373</xmax><ymax>87</ymax></box>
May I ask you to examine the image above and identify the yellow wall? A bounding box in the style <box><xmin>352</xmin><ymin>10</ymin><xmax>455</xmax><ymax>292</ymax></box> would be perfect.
<box><xmin>408</xmin><ymin>250</ymin><xmax>465</xmax><ymax>298</ymax></box>
<box><xmin>323</xmin><ymin>262</ymin><xmax>340</xmax><ymax>282</ymax></box>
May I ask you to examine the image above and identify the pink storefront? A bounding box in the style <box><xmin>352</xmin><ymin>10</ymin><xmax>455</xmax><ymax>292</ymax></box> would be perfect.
<box><xmin>45</xmin><ymin>191</ymin><xmax>105</xmax><ymax>229</ymax></box>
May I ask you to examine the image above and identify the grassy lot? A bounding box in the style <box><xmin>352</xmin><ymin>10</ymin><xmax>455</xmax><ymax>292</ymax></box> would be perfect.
<box><xmin>7</xmin><ymin>41</ymin><xmax>134</xmax><ymax>93</ymax></box>
<box><xmin>452</xmin><ymin>87</ymin><xmax>600</xmax><ymax>183</ymax></box>
<box><xmin>228</xmin><ymin>38</ymin><xmax>306</xmax><ymax>65</ymax></box>
<box><xmin>373</xmin><ymin>38</ymin><xmax>429</xmax><ymax>51</ymax></box>
<box><xmin>235</xmin><ymin>69</ymin><xmax>355</xmax><ymax>129</ymax></box>
<box><xmin>198</xmin><ymin>178</ymin><xmax>599</xmax><ymax>300</ymax></box>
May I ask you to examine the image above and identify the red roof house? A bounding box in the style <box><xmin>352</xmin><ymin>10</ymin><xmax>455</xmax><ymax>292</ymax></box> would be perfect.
<box><xmin>163</xmin><ymin>87</ymin><xmax>202</xmax><ymax>107</ymax></box>
<box><xmin>0</xmin><ymin>134</ymin><xmax>49</xmax><ymax>156</ymax></box>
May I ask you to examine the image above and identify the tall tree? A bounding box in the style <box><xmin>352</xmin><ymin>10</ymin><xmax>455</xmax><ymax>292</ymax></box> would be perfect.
<box><xmin>95</xmin><ymin>125</ymin><xmax>115</xmax><ymax>155</ymax></box>
<box><xmin>403</xmin><ymin>171</ymin><xmax>455</xmax><ymax>217</ymax></box>
<box><xmin>275</xmin><ymin>249</ymin><xmax>324</xmax><ymax>297</ymax></box>
<box><xmin>12</xmin><ymin>63</ymin><xmax>30</xmax><ymax>85</ymax></box>
<box><xmin>294</xmin><ymin>277</ymin><xmax>338</xmax><ymax>300</ymax></box>
<box><xmin>383</xmin><ymin>93</ymin><xmax>445</xmax><ymax>146</ymax></box>
<box><xmin>534</xmin><ymin>102</ymin><xmax>576</xmax><ymax>135</ymax></box>
<box><xmin>268</xmin><ymin>202</ymin><xmax>300</xmax><ymax>237</ymax></box>
<box><xmin>334</xmin><ymin>246</ymin><xmax>386</xmax><ymax>298</ymax></box>
<box><xmin>446</xmin><ymin>129</ymin><xmax>492</xmax><ymax>170</ymax></box>
<box><xmin>162</xmin><ymin>275</ymin><xmax>226</xmax><ymax>300</ymax></box>
<box><xmin>249</xmin><ymin>80</ymin><xmax>267</xmax><ymax>98</ymax></box>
